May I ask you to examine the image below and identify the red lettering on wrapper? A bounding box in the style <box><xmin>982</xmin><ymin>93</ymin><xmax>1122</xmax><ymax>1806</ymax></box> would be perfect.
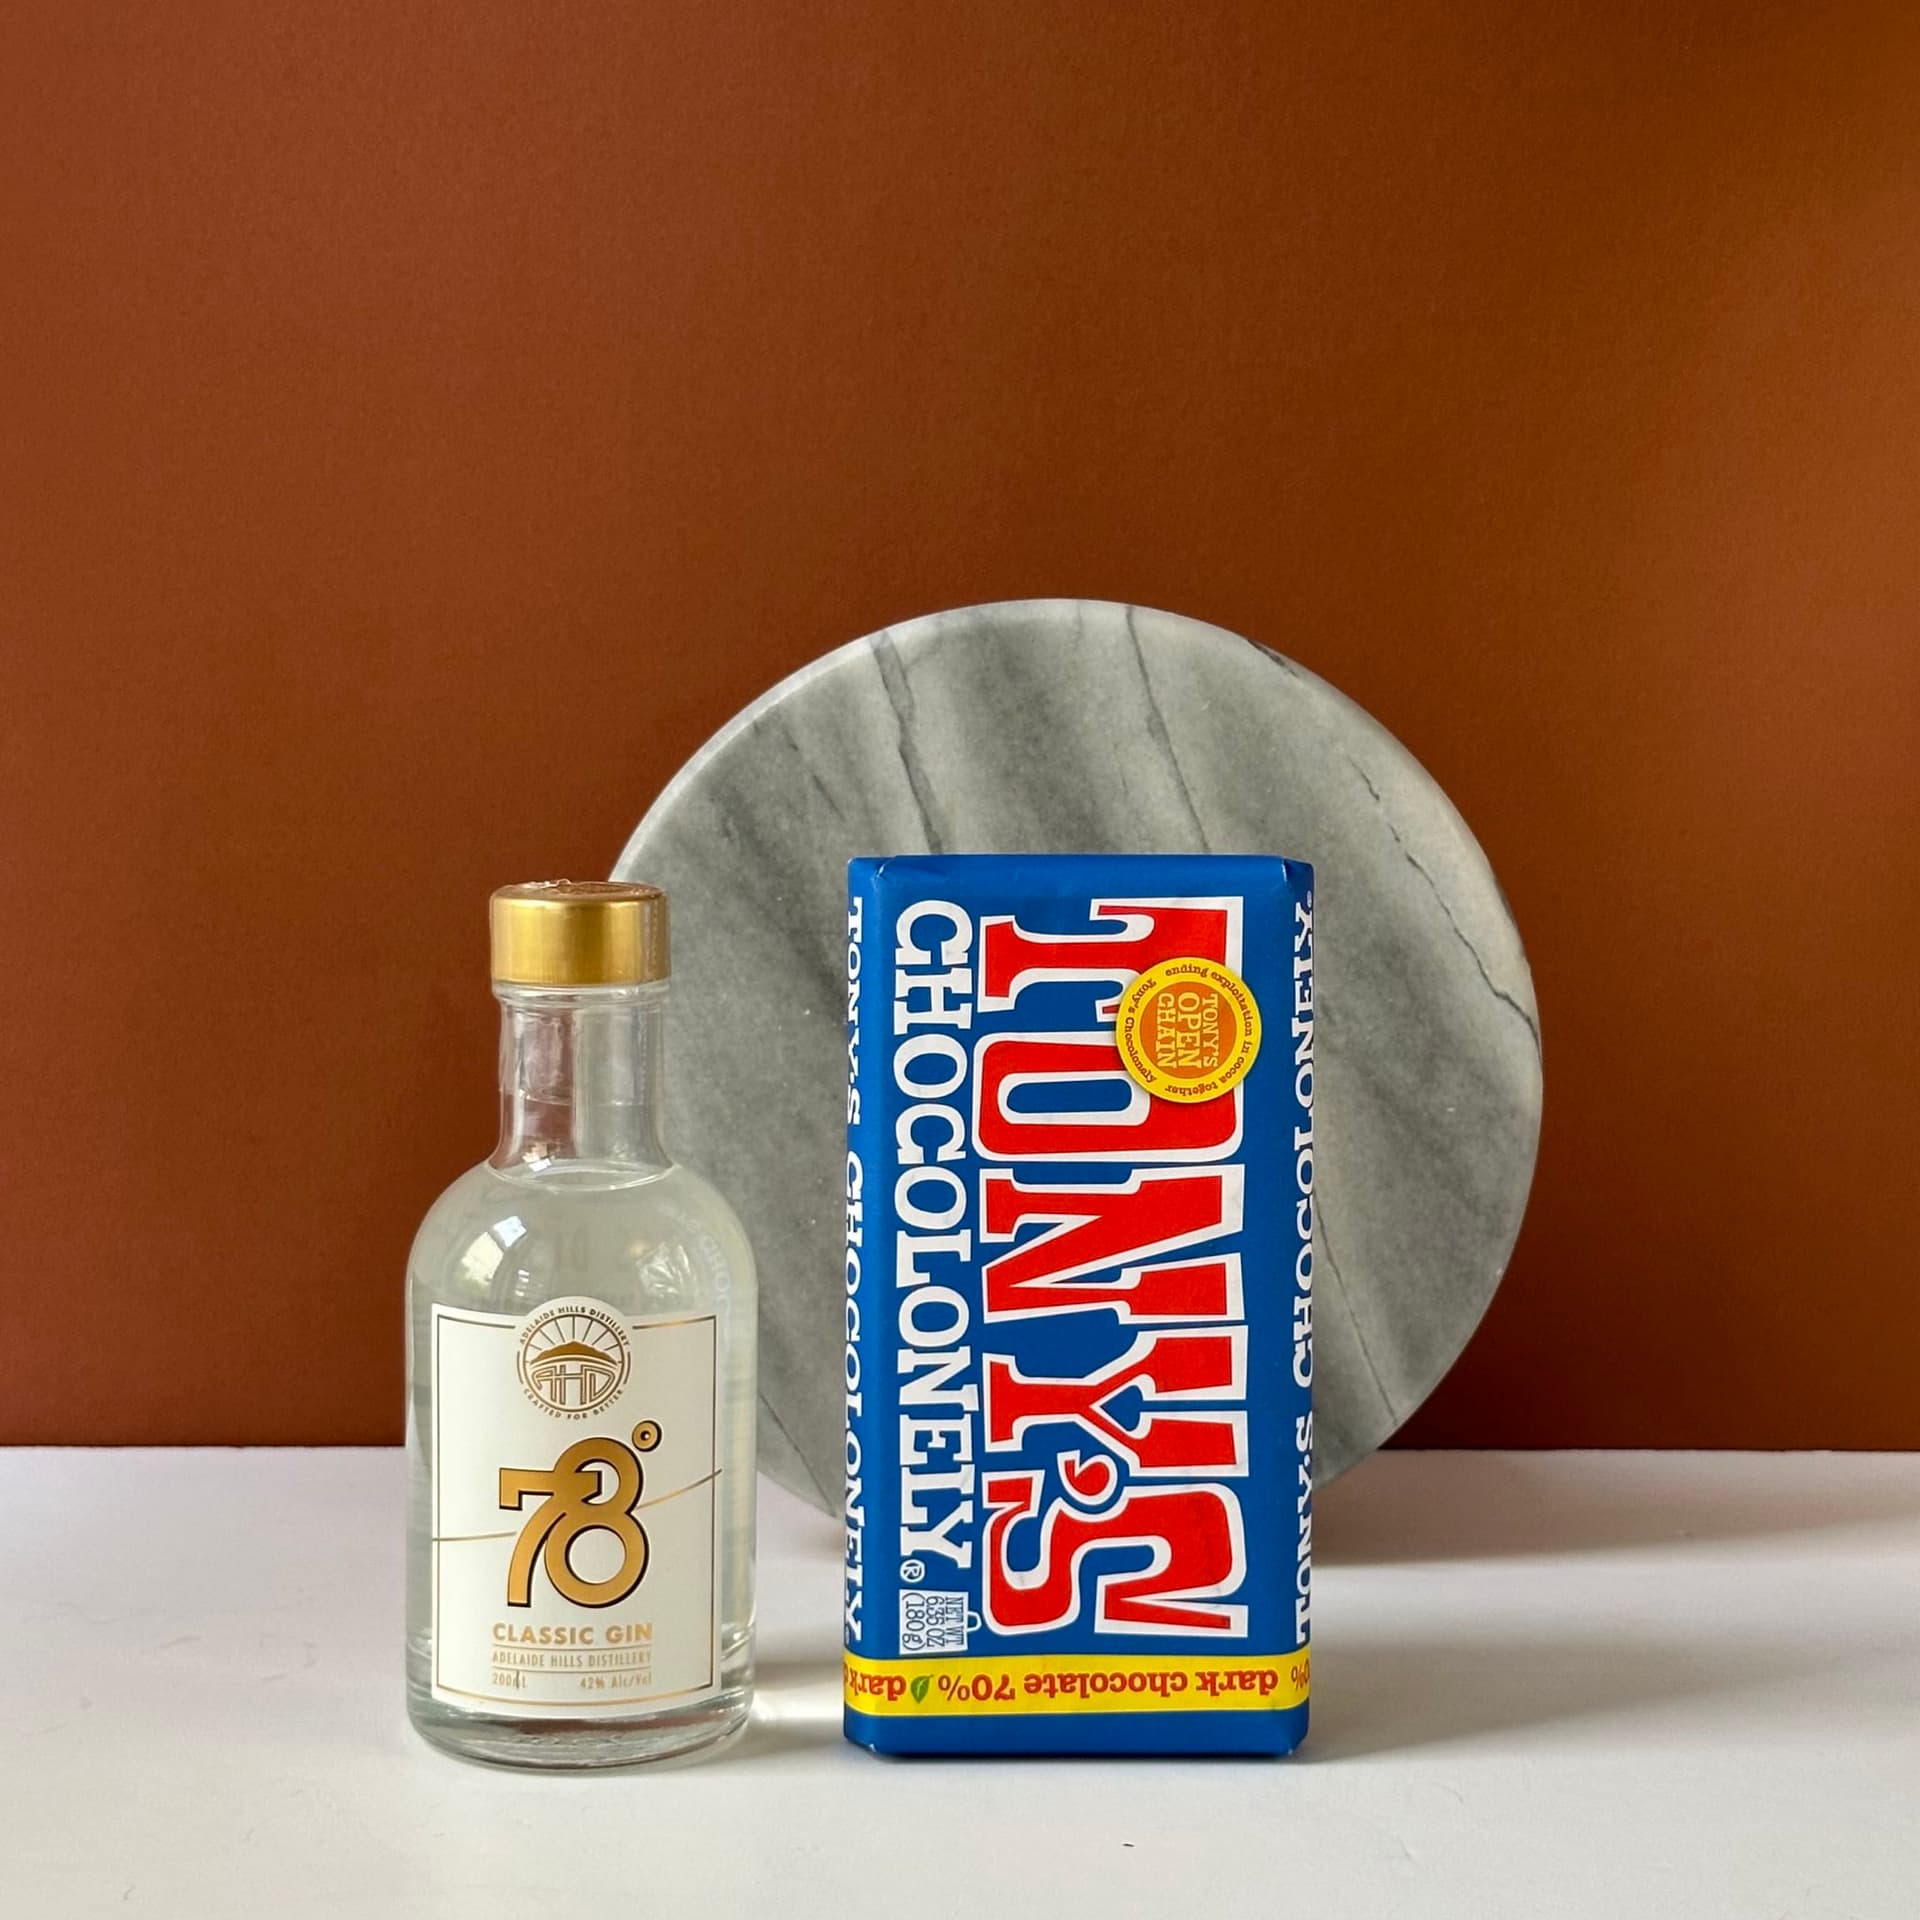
<box><xmin>979</xmin><ymin>900</ymin><xmax>1237</xmax><ymax>1012</ymax></box>
<box><xmin>843</xmin><ymin>1664</ymin><xmax>909</xmax><ymax>1703</ymax></box>
<box><xmin>984</xmin><ymin>1329</ymin><xmax>1248</xmax><ymax>1475</ymax></box>
<box><xmin>959</xmin><ymin>888</ymin><xmax>1266</xmax><ymax>1659</ymax></box>
<box><xmin>974</xmin><ymin>1034</ymin><xmax>1241</xmax><ymax>1161</ymax></box>
<box><xmin>980</xmin><ymin>1166</ymin><xmax>1243</xmax><ymax>1323</ymax></box>
<box><xmin>982</xmin><ymin>1473</ymin><xmax>1248</xmax><ymax>1636</ymax></box>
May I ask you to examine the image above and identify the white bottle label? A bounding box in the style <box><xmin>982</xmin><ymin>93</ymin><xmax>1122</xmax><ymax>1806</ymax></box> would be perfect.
<box><xmin>429</xmin><ymin>1296</ymin><xmax>720</xmax><ymax>1716</ymax></box>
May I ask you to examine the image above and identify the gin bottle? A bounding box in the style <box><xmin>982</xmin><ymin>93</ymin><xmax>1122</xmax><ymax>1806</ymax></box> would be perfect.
<box><xmin>405</xmin><ymin>881</ymin><xmax>756</xmax><ymax>1767</ymax></box>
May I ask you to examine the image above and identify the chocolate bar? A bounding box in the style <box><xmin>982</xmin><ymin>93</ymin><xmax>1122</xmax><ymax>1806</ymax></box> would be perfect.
<box><xmin>842</xmin><ymin>854</ymin><xmax>1314</xmax><ymax>1755</ymax></box>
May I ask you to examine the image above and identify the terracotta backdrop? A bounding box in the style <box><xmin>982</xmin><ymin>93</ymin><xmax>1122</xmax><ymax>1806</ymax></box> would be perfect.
<box><xmin>4</xmin><ymin>4</ymin><xmax>1916</xmax><ymax>1447</ymax></box>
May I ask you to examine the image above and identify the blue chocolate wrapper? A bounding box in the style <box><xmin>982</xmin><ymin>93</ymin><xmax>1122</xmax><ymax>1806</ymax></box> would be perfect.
<box><xmin>842</xmin><ymin>854</ymin><xmax>1314</xmax><ymax>1755</ymax></box>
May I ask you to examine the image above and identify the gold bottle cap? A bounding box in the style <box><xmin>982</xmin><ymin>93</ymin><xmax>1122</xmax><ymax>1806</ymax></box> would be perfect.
<box><xmin>489</xmin><ymin>881</ymin><xmax>670</xmax><ymax>987</ymax></box>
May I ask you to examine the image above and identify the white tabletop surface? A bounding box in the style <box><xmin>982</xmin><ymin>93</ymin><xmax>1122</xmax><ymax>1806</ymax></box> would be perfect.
<box><xmin>3</xmin><ymin>1448</ymin><xmax>1915</xmax><ymax>1918</ymax></box>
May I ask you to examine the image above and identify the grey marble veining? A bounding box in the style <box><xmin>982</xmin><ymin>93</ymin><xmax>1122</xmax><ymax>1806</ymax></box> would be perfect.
<box><xmin>615</xmin><ymin>601</ymin><xmax>1542</xmax><ymax>1509</ymax></box>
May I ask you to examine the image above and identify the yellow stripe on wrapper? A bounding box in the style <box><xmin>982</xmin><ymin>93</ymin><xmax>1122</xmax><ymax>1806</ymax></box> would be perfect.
<box><xmin>843</xmin><ymin>1647</ymin><xmax>1310</xmax><ymax>1717</ymax></box>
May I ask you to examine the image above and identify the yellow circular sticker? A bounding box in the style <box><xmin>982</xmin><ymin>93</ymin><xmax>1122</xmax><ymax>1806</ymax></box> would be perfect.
<box><xmin>1116</xmin><ymin>956</ymin><xmax>1262</xmax><ymax>1103</ymax></box>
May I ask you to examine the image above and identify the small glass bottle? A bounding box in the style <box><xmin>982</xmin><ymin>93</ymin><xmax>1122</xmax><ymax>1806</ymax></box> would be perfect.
<box><xmin>405</xmin><ymin>881</ymin><xmax>756</xmax><ymax>1768</ymax></box>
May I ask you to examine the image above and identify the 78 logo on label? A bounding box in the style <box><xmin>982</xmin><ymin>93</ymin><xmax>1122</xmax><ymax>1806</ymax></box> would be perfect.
<box><xmin>498</xmin><ymin>1421</ymin><xmax>662</xmax><ymax>1608</ymax></box>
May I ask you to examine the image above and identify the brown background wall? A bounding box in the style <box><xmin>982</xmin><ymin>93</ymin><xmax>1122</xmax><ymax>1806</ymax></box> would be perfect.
<box><xmin>4</xmin><ymin>3</ymin><xmax>1915</xmax><ymax>1448</ymax></box>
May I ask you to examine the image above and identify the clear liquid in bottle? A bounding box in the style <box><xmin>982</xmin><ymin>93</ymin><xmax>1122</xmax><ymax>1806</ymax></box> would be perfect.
<box><xmin>404</xmin><ymin>881</ymin><xmax>756</xmax><ymax>1769</ymax></box>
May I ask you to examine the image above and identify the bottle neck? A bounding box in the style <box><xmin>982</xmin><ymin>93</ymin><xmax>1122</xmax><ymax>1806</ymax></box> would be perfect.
<box><xmin>491</xmin><ymin>983</ymin><xmax>670</xmax><ymax>1177</ymax></box>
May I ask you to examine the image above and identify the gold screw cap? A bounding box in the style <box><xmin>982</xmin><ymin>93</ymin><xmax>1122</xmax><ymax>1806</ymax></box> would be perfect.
<box><xmin>489</xmin><ymin>881</ymin><xmax>670</xmax><ymax>987</ymax></box>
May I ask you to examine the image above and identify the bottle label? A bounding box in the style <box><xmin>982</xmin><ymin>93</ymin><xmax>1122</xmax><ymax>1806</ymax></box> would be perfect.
<box><xmin>429</xmin><ymin>1296</ymin><xmax>720</xmax><ymax>1716</ymax></box>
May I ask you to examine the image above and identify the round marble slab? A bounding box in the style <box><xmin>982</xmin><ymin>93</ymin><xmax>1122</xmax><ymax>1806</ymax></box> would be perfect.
<box><xmin>615</xmin><ymin>601</ymin><xmax>1542</xmax><ymax>1509</ymax></box>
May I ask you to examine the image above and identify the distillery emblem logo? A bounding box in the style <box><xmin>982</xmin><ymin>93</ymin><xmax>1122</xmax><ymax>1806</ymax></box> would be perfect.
<box><xmin>516</xmin><ymin>1302</ymin><xmax>631</xmax><ymax>1417</ymax></box>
